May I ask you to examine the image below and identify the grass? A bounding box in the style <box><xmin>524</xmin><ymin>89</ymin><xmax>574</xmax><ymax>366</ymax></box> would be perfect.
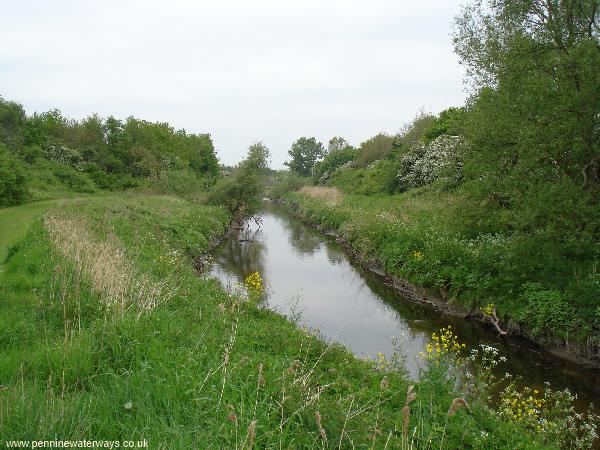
<box><xmin>0</xmin><ymin>199</ymin><xmax>61</xmax><ymax>266</ymax></box>
<box><xmin>0</xmin><ymin>194</ymin><xmax>584</xmax><ymax>448</ymax></box>
<box><xmin>298</xmin><ymin>186</ymin><xmax>343</xmax><ymax>204</ymax></box>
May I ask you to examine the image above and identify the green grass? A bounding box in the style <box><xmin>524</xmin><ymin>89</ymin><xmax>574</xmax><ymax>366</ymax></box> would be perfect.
<box><xmin>0</xmin><ymin>194</ymin><xmax>576</xmax><ymax>448</ymax></box>
<box><xmin>0</xmin><ymin>199</ymin><xmax>61</xmax><ymax>266</ymax></box>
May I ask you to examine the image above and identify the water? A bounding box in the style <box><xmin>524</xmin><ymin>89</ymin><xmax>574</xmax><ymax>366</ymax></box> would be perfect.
<box><xmin>207</xmin><ymin>202</ymin><xmax>600</xmax><ymax>409</ymax></box>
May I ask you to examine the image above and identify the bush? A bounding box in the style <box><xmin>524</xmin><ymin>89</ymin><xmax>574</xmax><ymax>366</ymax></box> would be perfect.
<box><xmin>396</xmin><ymin>135</ymin><xmax>464</xmax><ymax>191</ymax></box>
<box><xmin>155</xmin><ymin>170</ymin><xmax>207</xmax><ymax>197</ymax></box>
<box><xmin>208</xmin><ymin>142</ymin><xmax>270</xmax><ymax>214</ymax></box>
<box><xmin>354</xmin><ymin>133</ymin><xmax>394</xmax><ymax>168</ymax></box>
<box><xmin>329</xmin><ymin>159</ymin><xmax>398</xmax><ymax>195</ymax></box>
<box><xmin>314</xmin><ymin>147</ymin><xmax>357</xmax><ymax>184</ymax></box>
<box><xmin>52</xmin><ymin>165</ymin><xmax>96</xmax><ymax>193</ymax></box>
<box><xmin>0</xmin><ymin>145</ymin><xmax>29</xmax><ymax>206</ymax></box>
<box><xmin>515</xmin><ymin>283</ymin><xmax>580</xmax><ymax>339</ymax></box>
<box><xmin>268</xmin><ymin>172</ymin><xmax>311</xmax><ymax>199</ymax></box>
<box><xmin>46</xmin><ymin>144</ymin><xmax>83</xmax><ymax>168</ymax></box>
<box><xmin>83</xmin><ymin>163</ymin><xmax>137</xmax><ymax>191</ymax></box>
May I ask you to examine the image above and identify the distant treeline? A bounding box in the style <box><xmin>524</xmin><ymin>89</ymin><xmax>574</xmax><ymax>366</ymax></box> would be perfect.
<box><xmin>0</xmin><ymin>98</ymin><xmax>219</xmax><ymax>205</ymax></box>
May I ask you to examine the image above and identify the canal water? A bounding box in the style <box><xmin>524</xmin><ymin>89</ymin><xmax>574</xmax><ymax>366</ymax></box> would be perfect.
<box><xmin>206</xmin><ymin>201</ymin><xmax>599</xmax><ymax>410</ymax></box>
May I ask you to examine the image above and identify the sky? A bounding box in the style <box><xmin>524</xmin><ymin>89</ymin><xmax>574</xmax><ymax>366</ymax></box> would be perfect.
<box><xmin>0</xmin><ymin>0</ymin><xmax>467</xmax><ymax>168</ymax></box>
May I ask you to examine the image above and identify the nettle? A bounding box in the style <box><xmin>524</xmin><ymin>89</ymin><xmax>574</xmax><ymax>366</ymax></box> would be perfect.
<box><xmin>396</xmin><ymin>135</ymin><xmax>464</xmax><ymax>191</ymax></box>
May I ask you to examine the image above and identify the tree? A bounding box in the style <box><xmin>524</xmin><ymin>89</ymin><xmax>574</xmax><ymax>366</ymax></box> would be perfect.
<box><xmin>186</xmin><ymin>134</ymin><xmax>220</xmax><ymax>178</ymax></box>
<box><xmin>421</xmin><ymin>108</ymin><xmax>466</xmax><ymax>144</ymax></box>
<box><xmin>0</xmin><ymin>97</ymin><xmax>26</xmax><ymax>152</ymax></box>
<box><xmin>314</xmin><ymin>148</ymin><xmax>357</xmax><ymax>182</ymax></box>
<box><xmin>453</xmin><ymin>0</ymin><xmax>600</xmax><ymax>190</ymax></box>
<box><xmin>284</xmin><ymin>137</ymin><xmax>325</xmax><ymax>176</ymax></box>
<box><xmin>0</xmin><ymin>144</ymin><xmax>28</xmax><ymax>206</ymax></box>
<box><xmin>209</xmin><ymin>142</ymin><xmax>271</xmax><ymax>214</ymax></box>
<box><xmin>354</xmin><ymin>133</ymin><xmax>394</xmax><ymax>167</ymax></box>
<box><xmin>397</xmin><ymin>112</ymin><xmax>436</xmax><ymax>146</ymax></box>
<box><xmin>327</xmin><ymin>136</ymin><xmax>351</xmax><ymax>153</ymax></box>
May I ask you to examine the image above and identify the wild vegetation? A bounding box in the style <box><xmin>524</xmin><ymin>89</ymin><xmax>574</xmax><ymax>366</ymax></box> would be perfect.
<box><xmin>1</xmin><ymin>0</ymin><xmax>599</xmax><ymax>447</ymax></box>
<box><xmin>0</xmin><ymin>98</ymin><xmax>220</xmax><ymax>203</ymax></box>
<box><xmin>276</xmin><ymin>0</ymin><xmax>600</xmax><ymax>363</ymax></box>
<box><xmin>2</xmin><ymin>195</ymin><xmax>597</xmax><ymax>448</ymax></box>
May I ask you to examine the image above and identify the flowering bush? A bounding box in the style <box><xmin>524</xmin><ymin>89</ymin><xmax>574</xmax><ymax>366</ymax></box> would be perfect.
<box><xmin>46</xmin><ymin>144</ymin><xmax>84</xmax><ymax>169</ymax></box>
<box><xmin>396</xmin><ymin>135</ymin><xmax>464</xmax><ymax>191</ymax></box>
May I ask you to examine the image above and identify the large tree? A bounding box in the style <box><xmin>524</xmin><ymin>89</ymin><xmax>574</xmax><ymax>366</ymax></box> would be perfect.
<box><xmin>284</xmin><ymin>137</ymin><xmax>325</xmax><ymax>176</ymax></box>
<box><xmin>453</xmin><ymin>0</ymin><xmax>600</xmax><ymax>190</ymax></box>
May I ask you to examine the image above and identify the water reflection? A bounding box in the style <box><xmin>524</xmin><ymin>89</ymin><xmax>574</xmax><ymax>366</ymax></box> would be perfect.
<box><xmin>283</xmin><ymin>215</ymin><xmax>322</xmax><ymax>254</ymax></box>
<box><xmin>206</xmin><ymin>201</ymin><xmax>600</xmax><ymax>409</ymax></box>
<box><xmin>210</xmin><ymin>222</ymin><xmax>267</xmax><ymax>285</ymax></box>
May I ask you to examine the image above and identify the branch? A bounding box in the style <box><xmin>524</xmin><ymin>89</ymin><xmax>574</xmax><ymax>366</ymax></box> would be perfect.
<box><xmin>483</xmin><ymin>307</ymin><xmax>508</xmax><ymax>335</ymax></box>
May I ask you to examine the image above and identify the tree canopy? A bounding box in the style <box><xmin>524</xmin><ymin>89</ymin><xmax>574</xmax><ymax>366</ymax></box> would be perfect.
<box><xmin>0</xmin><ymin>97</ymin><xmax>221</xmax><ymax>199</ymax></box>
<box><xmin>454</xmin><ymin>0</ymin><xmax>600</xmax><ymax>190</ymax></box>
<box><xmin>284</xmin><ymin>137</ymin><xmax>325</xmax><ymax>177</ymax></box>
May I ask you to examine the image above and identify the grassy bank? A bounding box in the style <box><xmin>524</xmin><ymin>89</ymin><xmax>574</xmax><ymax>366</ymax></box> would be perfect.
<box><xmin>1</xmin><ymin>194</ymin><xmax>580</xmax><ymax>448</ymax></box>
<box><xmin>283</xmin><ymin>187</ymin><xmax>600</xmax><ymax>362</ymax></box>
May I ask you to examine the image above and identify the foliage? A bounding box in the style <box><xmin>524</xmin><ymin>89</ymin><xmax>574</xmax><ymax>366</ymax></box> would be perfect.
<box><xmin>396</xmin><ymin>134</ymin><xmax>464</xmax><ymax>191</ymax></box>
<box><xmin>453</xmin><ymin>0</ymin><xmax>600</xmax><ymax>190</ymax></box>
<box><xmin>326</xmin><ymin>136</ymin><xmax>351</xmax><ymax>153</ymax></box>
<box><xmin>208</xmin><ymin>142</ymin><xmax>271</xmax><ymax>214</ymax></box>
<box><xmin>153</xmin><ymin>169</ymin><xmax>208</xmax><ymax>198</ymax></box>
<box><xmin>268</xmin><ymin>171</ymin><xmax>311</xmax><ymax>200</ymax></box>
<box><xmin>421</xmin><ymin>329</ymin><xmax>600</xmax><ymax>449</ymax></box>
<box><xmin>396</xmin><ymin>111</ymin><xmax>436</xmax><ymax>146</ymax></box>
<box><xmin>284</xmin><ymin>137</ymin><xmax>325</xmax><ymax>177</ymax></box>
<box><xmin>329</xmin><ymin>159</ymin><xmax>398</xmax><ymax>195</ymax></box>
<box><xmin>0</xmin><ymin>97</ymin><xmax>26</xmax><ymax>151</ymax></box>
<box><xmin>0</xmin><ymin>195</ymin><xmax>571</xmax><ymax>448</ymax></box>
<box><xmin>314</xmin><ymin>146</ymin><xmax>356</xmax><ymax>184</ymax></box>
<box><xmin>421</xmin><ymin>107</ymin><xmax>467</xmax><ymax>143</ymax></box>
<box><xmin>0</xmin><ymin>96</ymin><xmax>220</xmax><ymax>201</ymax></box>
<box><xmin>0</xmin><ymin>145</ymin><xmax>29</xmax><ymax>206</ymax></box>
<box><xmin>498</xmin><ymin>382</ymin><xmax>599</xmax><ymax>449</ymax></box>
<box><xmin>353</xmin><ymin>132</ymin><xmax>394</xmax><ymax>168</ymax></box>
<box><xmin>515</xmin><ymin>283</ymin><xmax>581</xmax><ymax>340</ymax></box>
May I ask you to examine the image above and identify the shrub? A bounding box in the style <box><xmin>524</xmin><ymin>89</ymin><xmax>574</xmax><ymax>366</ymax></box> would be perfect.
<box><xmin>396</xmin><ymin>135</ymin><xmax>464</xmax><ymax>191</ymax></box>
<box><xmin>45</xmin><ymin>144</ymin><xmax>83</xmax><ymax>168</ymax></box>
<box><xmin>155</xmin><ymin>169</ymin><xmax>207</xmax><ymax>197</ymax></box>
<box><xmin>314</xmin><ymin>147</ymin><xmax>356</xmax><ymax>184</ymax></box>
<box><xmin>268</xmin><ymin>172</ymin><xmax>311</xmax><ymax>199</ymax></box>
<box><xmin>515</xmin><ymin>283</ymin><xmax>580</xmax><ymax>339</ymax></box>
<box><xmin>52</xmin><ymin>165</ymin><xmax>96</xmax><ymax>193</ymax></box>
<box><xmin>354</xmin><ymin>133</ymin><xmax>394</xmax><ymax>168</ymax></box>
<box><xmin>0</xmin><ymin>144</ymin><xmax>29</xmax><ymax>206</ymax></box>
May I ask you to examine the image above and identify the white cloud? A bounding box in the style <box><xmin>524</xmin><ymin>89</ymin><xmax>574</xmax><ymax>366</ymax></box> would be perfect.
<box><xmin>0</xmin><ymin>0</ymin><xmax>466</xmax><ymax>167</ymax></box>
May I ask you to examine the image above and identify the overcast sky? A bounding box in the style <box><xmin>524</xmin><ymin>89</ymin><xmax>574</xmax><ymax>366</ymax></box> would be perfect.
<box><xmin>0</xmin><ymin>0</ymin><xmax>467</xmax><ymax>168</ymax></box>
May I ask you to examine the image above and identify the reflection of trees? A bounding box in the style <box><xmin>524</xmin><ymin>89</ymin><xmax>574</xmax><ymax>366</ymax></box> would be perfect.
<box><xmin>325</xmin><ymin>242</ymin><xmax>345</xmax><ymax>265</ymax></box>
<box><xmin>213</xmin><ymin>226</ymin><xmax>266</xmax><ymax>280</ymax></box>
<box><xmin>269</xmin><ymin>206</ymin><xmax>322</xmax><ymax>254</ymax></box>
<box><xmin>286</xmin><ymin>221</ymin><xmax>322</xmax><ymax>253</ymax></box>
